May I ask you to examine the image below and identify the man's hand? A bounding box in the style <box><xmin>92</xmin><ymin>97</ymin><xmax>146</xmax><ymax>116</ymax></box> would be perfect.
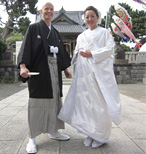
<box><xmin>64</xmin><ymin>69</ymin><xmax>72</xmax><ymax>78</ymax></box>
<box><xmin>20</xmin><ymin>64</ymin><xmax>31</xmax><ymax>78</ymax></box>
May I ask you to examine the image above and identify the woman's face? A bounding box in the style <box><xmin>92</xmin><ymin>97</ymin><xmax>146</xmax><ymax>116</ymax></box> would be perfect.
<box><xmin>84</xmin><ymin>10</ymin><xmax>99</xmax><ymax>30</ymax></box>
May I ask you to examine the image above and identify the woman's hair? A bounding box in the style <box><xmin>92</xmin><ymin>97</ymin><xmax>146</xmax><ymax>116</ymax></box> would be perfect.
<box><xmin>83</xmin><ymin>6</ymin><xmax>101</xmax><ymax>24</ymax></box>
<box><xmin>84</xmin><ymin>6</ymin><xmax>99</xmax><ymax>17</ymax></box>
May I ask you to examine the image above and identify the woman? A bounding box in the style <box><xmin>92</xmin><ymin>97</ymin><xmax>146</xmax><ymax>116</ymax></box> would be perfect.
<box><xmin>58</xmin><ymin>6</ymin><xmax>122</xmax><ymax>148</ymax></box>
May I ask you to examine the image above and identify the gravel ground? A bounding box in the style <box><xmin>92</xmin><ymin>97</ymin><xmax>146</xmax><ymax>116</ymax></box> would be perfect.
<box><xmin>0</xmin><ymin>82</ymin><xmax>146</xmax><ymax>103</ymax></box>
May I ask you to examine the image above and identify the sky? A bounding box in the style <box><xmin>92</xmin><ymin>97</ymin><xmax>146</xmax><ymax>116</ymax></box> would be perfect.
<box><xmin>0</xmin><ymin>0</ymin><xmax>146</xmax><ymax>24</ymax></box>
<box><xmin>36</xmin><ymin>0</ymin><xmax>146</xmax><ymax>13</ymax></box>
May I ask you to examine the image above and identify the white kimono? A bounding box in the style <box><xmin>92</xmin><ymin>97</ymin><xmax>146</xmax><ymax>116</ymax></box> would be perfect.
<box><xmin>58</xmin><ymin>26</ymin><xmax>122</xmax><ymax>143</ymax></box>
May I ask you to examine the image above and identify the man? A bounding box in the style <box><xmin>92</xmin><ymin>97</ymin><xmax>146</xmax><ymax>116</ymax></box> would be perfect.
<box><xmin>18</xmin><ymin>2</ymin><xmax>72</xmax><ymax>153</ymax></box>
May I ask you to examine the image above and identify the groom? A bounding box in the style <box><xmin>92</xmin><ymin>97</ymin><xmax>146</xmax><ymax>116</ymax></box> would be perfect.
<box><xmin>18</xmin><ymin>2</ymin><xmax>72</xmax><ymax>153</ymax></box>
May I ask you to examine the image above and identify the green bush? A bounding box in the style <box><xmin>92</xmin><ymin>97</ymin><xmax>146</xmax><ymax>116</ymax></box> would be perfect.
<box><xmin>121</xmin><ymin>44</ymin><xmax>132</xmax><ymax>51</ymax></box>
<box><xmin>0</xmin><ymin>27</ymin><xmax>3</xmax><ymax>34</ymax></box>
<box><xmin>0</xmin><ymin>39</ymin><xmax>7</xmax><ymax>59</ymax></box>
<box><xmin>0</xmin><ymin>76</ymin><xmax>14</xmax><ymax>83</ymax></box>
<box><xmin>6</xmin><ymin>32</ymin><xmax>23</xmax><ymax>45</ymax></box>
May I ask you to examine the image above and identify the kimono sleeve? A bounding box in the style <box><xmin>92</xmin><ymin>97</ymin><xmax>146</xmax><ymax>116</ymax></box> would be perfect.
<box><xmin>91</xmin><ymin>30</ymin><xmax>115</xmax><ymax>63</ymax></box>
<box><xmin>71</xmin><ymin>36</ymin><xmax>80</xmax><ymax>65</ymax></box>
<box><xmin>17</xmin><ymin>26</ymin><xmax>32</xmax><ymax>69</ymax></box>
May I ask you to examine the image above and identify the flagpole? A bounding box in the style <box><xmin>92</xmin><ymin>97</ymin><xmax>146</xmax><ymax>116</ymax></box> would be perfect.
<box><xmin>105</xmin><ymin>0</ymin><xmax>110</xmax><ymax>28</ymax></box>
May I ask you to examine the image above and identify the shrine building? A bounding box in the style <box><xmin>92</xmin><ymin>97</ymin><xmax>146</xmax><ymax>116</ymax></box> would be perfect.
<box><xmin>36</xmin><ymin>7</ymin><xmax>87</xmax><ymax>57</ymax></box>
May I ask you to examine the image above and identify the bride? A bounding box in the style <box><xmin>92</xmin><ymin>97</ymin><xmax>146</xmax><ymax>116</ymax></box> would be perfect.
<box><xmin>58</xmin><ymin>5</ymin><xmax>122</xmax><ymax>148</ymax></box>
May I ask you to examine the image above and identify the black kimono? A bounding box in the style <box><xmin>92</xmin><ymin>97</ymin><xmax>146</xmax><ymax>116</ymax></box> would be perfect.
<box><xmin>18</xmin><ymin>20</ymin><xmax>71</xmax><ymax>98</ymax></box>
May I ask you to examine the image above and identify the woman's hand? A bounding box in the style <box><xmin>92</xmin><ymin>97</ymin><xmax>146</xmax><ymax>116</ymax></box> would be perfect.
<box><xmin>80</xmin><ymin>50</ymin><xmax>92</xmax><ymax>58</ymax></box>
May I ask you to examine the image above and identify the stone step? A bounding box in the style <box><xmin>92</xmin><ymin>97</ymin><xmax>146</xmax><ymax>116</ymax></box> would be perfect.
<box><xmin>63</xmin><ymin>81</ymin><xmax>72</xmax><ymax>85</ymax></box>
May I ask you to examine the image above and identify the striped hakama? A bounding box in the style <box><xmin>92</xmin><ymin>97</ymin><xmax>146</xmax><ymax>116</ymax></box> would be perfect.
<box><xmin>28</xmin><ymin>57</ymin><xmax>64</xmax><ymax>138</ymax></box>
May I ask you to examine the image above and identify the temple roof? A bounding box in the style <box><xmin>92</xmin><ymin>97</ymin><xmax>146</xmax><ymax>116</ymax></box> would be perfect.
<box><xmin>35</xmin><ymin>7</ymin><xmax>87</xmax><ymax>33</ymax></box>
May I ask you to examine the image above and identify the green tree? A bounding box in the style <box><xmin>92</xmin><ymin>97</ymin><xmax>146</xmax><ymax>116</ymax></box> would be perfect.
<box><xmin>6</xmin><ymin>31</ymin><xmax>23</xmax><ymax>45</ymax></box>
<box><xmin>16</xmin><ymin>17</ymin><xmax>31</xmax><ymax>35</ymax></box>
<box><xmin>0</xmin><ymin>0</ymin><xmax>38</xmax><ymax>41</ymax></box>
<box><xmin>100</xmin><ymin>17</ymin><xmax>106</xmax><ymax>28</ymax></box>
<box><xmin>0</xmin><ymin>27</ymin><xmax>3</xmax><ymax>34</ymax></box>
<box><xmin>0</xmin><ymin>39</ymin><xmax>7</xmax><ymax>59</ymax></box>
<box><xmin>131</xmin><ymin>10</ymin><xmax>146</xmax><ymax>38</ymax></box>
<box><xmin>121</xmin><ymin>44</ymin><xmax>132</xmax><ymax>51</ymax></box>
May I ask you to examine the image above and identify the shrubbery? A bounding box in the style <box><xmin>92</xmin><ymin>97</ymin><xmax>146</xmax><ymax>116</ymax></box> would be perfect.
<box><xmin>6</xmin><ymin>32</ymin><xmax>23</xmax><ymax>45</ymax></box>
<box><xmin>121</xmin><ymin>44</ymin><xmax>132</xmax><ymax>51</ymax></box>
<box><xmin>0</xmin><ymin>39</ymin><xmax>7</xmax><ymax>59</ymax></box>
<box><xmin>0</xmin><ymin>76</ymin><xmax>14</xmax><ymax>83</ymax></box>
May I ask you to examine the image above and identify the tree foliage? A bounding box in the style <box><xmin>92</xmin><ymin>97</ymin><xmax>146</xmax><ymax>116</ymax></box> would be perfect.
<box><xmin>6</xmin><ymin>31</ymin><xmax>23</xmax><ymax>45</ymax></box>
<box><xmin>0</xmin><ymin>27</ymin><xmax>3</xmax><ymax>34</ymax></box>
<box><xmin>0</xmin><ymin>39</ymin><xmax>7</xmax><ymax>59</ymax></box>
<box><xmin>121</xmin><ymin>44</ymin><xmax>132</xmax><ymax>51</ymax></box>
<box><xmin>131</xmin><ymin>10</ymin><xmax>146</xmax><ymax>38</ymax></box>
<box><xmin>0</xmin><ymin>0</ymin><xmax>38</xmax><ymax>41</ymax></box>
<box><xmin>16</xmin><ymin>17</ymin><xmax>31</xmax><ymax>35</ymax></box>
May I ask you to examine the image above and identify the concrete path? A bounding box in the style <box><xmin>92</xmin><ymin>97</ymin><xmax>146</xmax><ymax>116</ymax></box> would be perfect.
<box><xmin>0</xmin><ymin>85</ymin><xmax>146</xmax><ymax>154</ymax></box>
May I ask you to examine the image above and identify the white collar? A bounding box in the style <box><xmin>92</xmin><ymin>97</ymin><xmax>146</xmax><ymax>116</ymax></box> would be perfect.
<box><xmin>48</xmin><ymin>25</ymin><xmax>51</xmax><ymax>30</ymax></box>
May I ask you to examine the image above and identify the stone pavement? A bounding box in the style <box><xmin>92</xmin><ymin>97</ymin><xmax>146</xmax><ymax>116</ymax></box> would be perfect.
<box><xmin>0</xmin><ymin>85</ymin><xmax>146</xmax><ymax>154</ymax></box>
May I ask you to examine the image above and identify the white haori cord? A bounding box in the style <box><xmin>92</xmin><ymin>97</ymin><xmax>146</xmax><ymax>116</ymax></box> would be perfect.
<box><xmin>50</xmin><ymin>46</ymin><xmax>58</xmax><ymax>58</ymax></box>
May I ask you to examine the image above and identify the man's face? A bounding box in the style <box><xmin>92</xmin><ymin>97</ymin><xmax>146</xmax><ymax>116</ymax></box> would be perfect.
<box><xmin>40</xmin><ymin>2</ymin><xmax>55</xmax><ymax>21</ymax></box>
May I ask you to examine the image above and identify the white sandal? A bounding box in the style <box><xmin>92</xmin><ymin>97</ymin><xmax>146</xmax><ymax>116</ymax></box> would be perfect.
<box><xmin>92</xmin><ymin>140</ymin><xmax>104</xmax><ymax>148</ymax></box>
<box><xmin>84</xmin><ymin>137</ymin><xmax>93</xmax><ymax>147</ymax></box>
<box><xmin>48</xmin><ymin>131</ymin><xmax>70</xmax><ymax>141</ymax></box>
<box><xmin>26</xmin><ymin>143</ymin><xmax>37</xmax><ymax>153</ymax></box>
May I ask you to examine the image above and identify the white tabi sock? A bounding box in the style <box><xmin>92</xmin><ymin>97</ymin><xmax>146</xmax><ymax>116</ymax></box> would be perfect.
<box><xmin>28</xmin><ymin>138</ymin><xmax>35</xmax><ymax>145</ymax></box>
